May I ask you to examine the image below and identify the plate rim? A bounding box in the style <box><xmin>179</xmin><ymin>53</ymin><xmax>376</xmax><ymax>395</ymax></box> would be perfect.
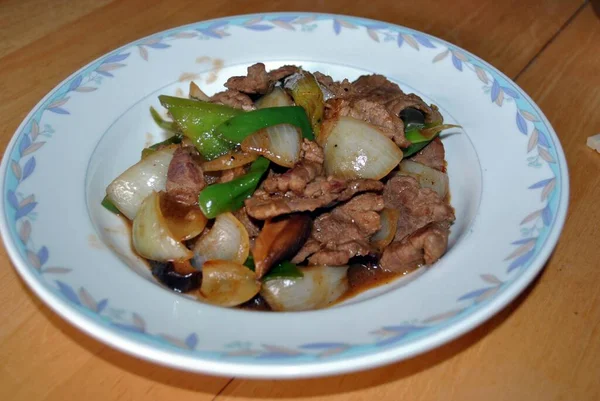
<box><xmin>0</xmin><ymin>12</ymin><xmax>569</xmax><ymax>378</ymax></box>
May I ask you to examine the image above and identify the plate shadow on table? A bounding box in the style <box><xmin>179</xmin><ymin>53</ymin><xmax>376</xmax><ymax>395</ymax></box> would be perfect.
<box><xmin>17</xmin><ymin>258</ymin><xmax>547</xmax><ymax>396</ymax></box>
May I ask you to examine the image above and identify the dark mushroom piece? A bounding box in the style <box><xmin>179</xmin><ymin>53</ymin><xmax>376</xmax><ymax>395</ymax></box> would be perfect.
<box><xmin>399</xmin><ymin>107</ymin><xmax>426</xmax><ymax>126</ymax></box>
<box><xmin>252</xmin><ymin>213</ymin><xmax>312</xmax><ymax>278</ymax></box>
<box><xmin>239</xmin><ymin>294</ymin><xmax>272</xmax><ymax>311</ymax></box>
<box><xmin>150</xmin><ymin>259</ymin><xmax>201</xmax><ymax>293</ymax></box>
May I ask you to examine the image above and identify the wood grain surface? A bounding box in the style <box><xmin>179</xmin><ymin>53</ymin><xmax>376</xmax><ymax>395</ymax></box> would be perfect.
<box><xmin>0</xmin><ymin>0</ymin><xmax>598</xmax><ymax>400</ymax></box>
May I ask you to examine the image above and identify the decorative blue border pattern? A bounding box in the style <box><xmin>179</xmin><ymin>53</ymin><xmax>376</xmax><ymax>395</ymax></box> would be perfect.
<box><xmin>3</xmin><ymin>14</ymin><xmax>562</xmax><ymax>361</ymax></box>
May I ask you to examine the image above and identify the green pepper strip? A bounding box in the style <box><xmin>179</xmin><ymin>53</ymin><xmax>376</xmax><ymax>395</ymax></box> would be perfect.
<box><xmin>159</xmin><ymin>95</ymin><xmax>243</xmax><ymax>160</ymax></box>
<box><xmin>150</xmin><ymin>106</ymin><xmax>178</xmax><ymax>132</ymax></box>
<box><xmin>263</xmin><ymin>261</ymin><xmax>304</xmax><ymax>281</ymax></box>
<box><xmin>141</xmin><ymin>134</ymin><xmax>183</xmax><ymax>159</ymax></box>
<box><xmin>243</xmin><ymin>255</ymin><xmax>304</xmax><ymax>281</ymax></box>
<box><xmin>403</xmin><ymin>122</ymin><xmax>461</xmax><ymax>158</ymax></box>
<box><xmin>214</xmin><ymin>106</ymin><xmax>314</xmax><ymax>143</ymax></box>
<box><xmin>198</xmin><ymin>157</ymin><xmax>270</xmax><ymax>218</ymax></box>
<box><xmin>101</xmin><ymin>195</ymin><xmax>120</xmax><ymax>215</ymax></box>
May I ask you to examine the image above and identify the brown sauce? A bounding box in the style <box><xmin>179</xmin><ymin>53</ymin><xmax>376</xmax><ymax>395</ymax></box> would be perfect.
<box><xmin>335</xmin><ymin>262</ymin><xmax>419</xmax><ymax>304</ymax></box>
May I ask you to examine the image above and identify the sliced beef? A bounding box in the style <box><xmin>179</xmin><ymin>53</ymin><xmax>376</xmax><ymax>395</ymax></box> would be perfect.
<box><xmin>291</xmin><ymin>238</ymin><xmax>321</xmax><ymax>264</ymax></box>
<box><xmin>383</xmin><ymin>175</ymin><xmax>454</xmax><ymax>241</ymax></box>
<box><xmin>225</xmin><ymin>63</ymin><xmax>272</xmax><ymax>95</ymax></box>
<box><xmin>246</xmin><ymin>177</ymin><xmax>383</xmax><ymax>220</ymax></box>
<box><xmin>410</xmin><ymin>137</ymin><xmax>446</xmax><ymax>172</ymax></box>
<box><xmin>380</xmin><ymin>222</ymin><xmax>450</xmax><ymax>273</ymax></box>
<box><xmin>262</xmin><ymin>140</ymin><xmax>324</xmax><ymax>195</ymax></box>
<box><xmin>248</xmin><ymin>139</ymin><xmax>356</xmax><ymax>219</ymax></box>
<box><xmin>224</xmin><ymin>63</ymin><xmax>301</xmax><ymax>96</ymax></box>
<box><xmin>233</xmin><ymin>207</ymin><xmax>261</xmax><ymax>239</ymax></box>
<box><xmin>210</xmin><ymin>89</ymin><xmax>254</xmax><ymax>110</ymax></box>
<box><xmin>314</xmin><ymin>72</ymin><xmax>353</xmax><ymax>98</ymax></box>
<box><xmin>268</xmin><ymin>65</ymin><xmax>301</xmax><ymax>82</ymax></box>
<box><xmin>325</xmin><ymin>97</ymin><xmax>410</xmax><ymax>147</ymax></box>
<box><xmin>292</xmin><ymin>193</ymin><xmax>384</xmax><ymax>265</ymax></box>
<box><xmin>300</xmin><ymin>138</ymin><xmax>325</xmax><ymax>164</ymax></box>
<box><xmin>165</xmin><ymin>146</ymin><xmax>205</xmax><ymax>206</ymax></box>
<box><xmin>380</xmin><ymin>175</ymin><xmax>454</xmax><ymax>272</ymax></box>
<box><xmin>321</xmin><ymin>74</ymin><xmax>443</xmax><ymax>148</ymax></box>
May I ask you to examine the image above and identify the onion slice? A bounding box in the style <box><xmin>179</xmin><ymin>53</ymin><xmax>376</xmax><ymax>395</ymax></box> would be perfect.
<box><xmin>106</xmin><ymin>146</ymin><xmax>176</xmax><ymax>220</ymax></box>
<box><xmin>241</xmin><ymin>124</ymin><xmax>302</xmax><ymax>168</ymax></box>
<box><xmin>399</xmin><ymin>160</ymin><xmax>449</xmax><ymax>198</ymax></box>
<box><xmin>242</xmin><ymin>87</ymin><xmax>302</xmax><ymax>168</ymax></box>
<box><xmin>201</xmin><ymin>151</ymin><xmax>258</xmax><ymax>172</ymax></box>
<box><xmin>159</xmin><ymin>193</ymin><xmax>208</xmax><ymax>241</ymax></box>
<box><xmin>255</xmin><ymin>87</ymin><xmax>293</xmax><ymax>108</ymax></box>
<box><xmin>323</xmin><ymin>116</ymin><xmax>403</xmax><ymax>180</ymax></box>
<box><xmin>371</xmin><ymin>208</ymin><xmax>400</xmax><ymax>251</ymax></box>
<box><xmin>132</xmin><ymin>192</ymin><xmax>193</xmax><ymax>262</ymax></box>
<box><xmin>199</xmin><ymin>260</ymin><xmax>261</xmax><ymax>307</ymax></box>
<box><xmin>193</xmin><ymin>212</ymin><xmax>250</xmax><ymax>265</ymax></box>
<box><xmin>260</xmin><ymin>265</ymin><xmax>349</xmax><ymax>311</ymax></box>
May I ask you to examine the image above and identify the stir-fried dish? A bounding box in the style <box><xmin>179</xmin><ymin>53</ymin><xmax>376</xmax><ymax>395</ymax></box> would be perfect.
<box><xmin>103</xmin><ymin>63</ymin><xmax>458</xmax><ymax>311</ymax></box>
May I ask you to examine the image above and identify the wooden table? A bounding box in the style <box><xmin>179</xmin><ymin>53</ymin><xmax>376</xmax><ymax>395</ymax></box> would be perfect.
<box><xmin>1</xmin><ymin>0</ymin><xmax>599</xmax><ymax>399</ymax></box>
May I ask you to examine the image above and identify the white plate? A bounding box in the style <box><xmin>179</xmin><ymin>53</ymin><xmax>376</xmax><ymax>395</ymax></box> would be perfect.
<box><xmin>0</xmin><ymin>13</ymin><xmax>568</xmax><ymax>378</ymax></box>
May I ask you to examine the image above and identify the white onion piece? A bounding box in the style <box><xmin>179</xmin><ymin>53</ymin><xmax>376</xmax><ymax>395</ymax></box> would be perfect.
<box><xmin>399</xmin><ymin>160</ymin><xmax>449</xmax><ymax>198</ymax></box>
<box><xmin>132</xmin><ymin>192</ymin><xmax>193</xmax><ymax>262</ymax></box>
<box><xmin>260</xmin><ymin>265</ymin><xmax>349</xmax><ymax>311</ymax></box>
<box><xmin>371</xmin><ymin>208</ymin><xmax>400</xmax><ymax>251</ymax></box>
<box><xmin>160</xmin><ymin>193</ymin><xmax>208</xmax><ymax>242</ymax></box>
<box><xmin>193</xmin><ymin>212</ymin><xmax>249</xmax><ymax>265</ymax></box>
<box><xmin>201</xmin><ymin>151</ymin><xmax>257</xmax><ymax>172</ymax></box>
<box><xmin>246</xmin><ymin>88</ymin><xmax>300</xmax><ymax>167</ymax></box>
<box><xmin>241</xmin><ymin>124</ymin><xmax>302</xmax><ymax>168</ymax></box>
<box><xmin>199</xmin><ymin>260</ymin><xmax>261</xmax><ymax>307</ymax></box>
<box><xmin>106</xmin><ymin>147</ymin><xmax>176</xmax><ymax>220</ymax></box>
<box><xmin>323</xmin><ymin>116</ymin><xmax>403</xmax><ymax>180</ymax></box>
<box><xmin>256</xmin><ymin>87</ymin><xmax>293</xmax><ymax>108</ymax></box>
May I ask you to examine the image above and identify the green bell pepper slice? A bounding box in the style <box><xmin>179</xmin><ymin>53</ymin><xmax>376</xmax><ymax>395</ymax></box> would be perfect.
<box><xmin>159</xmin><ymin>95</ymin><xmax>243</xmax><ymax>160</ymax></box>
<box><xmin>198</xmin><ymin>157</ymin><xmax>270</xmax><ymax>218</ymax></box>
<box><xmin>141</xmin><ymin>133</ymin><xmax>183</xmax><ymax>159</ymax></box>
<box><xmin>214</xmin><ymin>106</ymin><xmax>314</xmax><ymax>143</ymax></box>
<box><xmin>403</xmin><ymin>122</ymin><xmax>460</xmax><ymax>157</ymax></box>
<box><xmin>101</xmin><ymin>195</ymin><xmax>120</xmax><ymax>215</ymax></box>
<box><xmin>150</xmin><ymin>106</ymin><xmax>178</xmax><ymax>132</ymax></box>
<box><xmin>243</xmin><ymin>255</ymin><xmax>304</xmax><ymax>281</ymax></box>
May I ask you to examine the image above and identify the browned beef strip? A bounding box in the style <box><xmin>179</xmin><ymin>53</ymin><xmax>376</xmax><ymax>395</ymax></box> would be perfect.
<box><xmin>291</xmin><ymin>193</ymin><xmax>384</xmax><ymax>265</ymax></box>
<box><xmin>233</xmin><ymin>207</ymin><xmax>261</xmax><ymax>239</ymax></box>
<box><xmin>314</xmin><ymin>72</ymin><xmax>353</xmax><ymax>98</ymax></box>
<box><xmin>262</xmin><ymin>140</ymin><xmax>324</xmax><ymax>195</ymax></box>
<box><xmin>321</xmin><ymin>74</ymin><xmax>443</xmax><ymax>148</ymax></box>
<box><xmin>210</xmin><ymin>89</ymin><xmax>254</xmax><ymax>110</ymax></box>
<box><xmin>245</xmin><ymin>178</ymin><xmax>383</xmax><ymax>220</ymax></box>
<box><xmin>165</xmin><ymin>146</ymin><xmax>205</xmax><ymax>206</ymax></box>
<box><xmin>325</xmin><ymin>97</ymin><xmax>410</xmax><ymax>147</ymax></box>
<box><xmin>290</xmin><ymin>238</ymin><xmax>321</xmax><ymax>264</ymax></box>
<box><xmin>225</xmin><ymin>63</ymin><xmax>272</xmax><ymax>95</ymax></box>
<box><xmin>300</xmin><ymin>138</ymin><xmax>325</xmax><ymax>164</ymax></box>
<box><xmin>380</xmin><ymin>222</ymin><xmax>450</xmax><ymax>273</ymax></box>
<box><xmin>379</xmin><ymin>175</ymin><xmax>454</xmax><ymax>272</ymax></box>
<box><xmin>268</xmin><ymin>65</ymin><xmax>301</xmax><ymax>82</ymax></box>
<box><xmin>410</xmin><ymin>137</ymin><xmax>446</xmax><ymax>172</ymax></box>
<box><xmin>383</xmin><ymin>175</ymin><xmax>454</xmax><ymax>241</ymax></box>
